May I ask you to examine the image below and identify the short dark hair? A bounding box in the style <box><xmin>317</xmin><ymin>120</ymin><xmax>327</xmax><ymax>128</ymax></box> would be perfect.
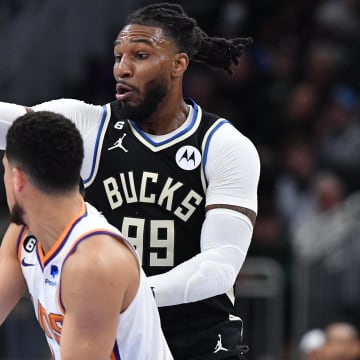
<box><xmin>124</xmin><ymin>2</ymin><xmax>253</xmax><ymax>74</ymax></box>
<box><xmin>6</xmin><ymin>111</ymin><xmax>84</xmax><ymax>194</ymax></box>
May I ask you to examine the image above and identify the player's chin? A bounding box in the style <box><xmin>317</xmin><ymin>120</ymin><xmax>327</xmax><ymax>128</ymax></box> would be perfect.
<box><xmin>117</xmin><ymin>95</ymin><xmax>142</xmax><ymax>108</ymax></box>
<box><xmin>119</xmin><ymin>102</ymin><xmax>140</xmax><ymax>119</ymax></box>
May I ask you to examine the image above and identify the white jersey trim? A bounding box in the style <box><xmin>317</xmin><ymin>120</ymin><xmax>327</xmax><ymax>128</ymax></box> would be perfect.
<box><xmin>128</xmin><ymin>102</ymin><xmax>202</xmax><ymax>152</ymax></box>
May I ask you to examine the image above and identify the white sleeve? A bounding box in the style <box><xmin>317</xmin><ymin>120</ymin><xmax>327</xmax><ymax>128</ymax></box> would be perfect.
<box><xmin>0</xmin><ymin>102</ymin><xmax>27</xmax><ymax>149</ymax></box>
<box><xmin>205</xmin><ymin>123</ymin><xmax>260</xmax><ymax>213</ymax></box>
<box><xmin>32</xmin><ymin>99</ymin><xmax>104</xmax><ymax>181</ymax></box>
<box><xmin>147</xmin><ymin>124</ymin><xmax>260</xmax><ymax>307</ymax></box>
<box><xmin>0</xmin><ymin>99</ymin><xmax>104</xmax><ymax>181</ymax></box>
<box><xmin>148</xmin><ymin>208</ymin><xmax>253</xmax><ymax>307</ymax></box>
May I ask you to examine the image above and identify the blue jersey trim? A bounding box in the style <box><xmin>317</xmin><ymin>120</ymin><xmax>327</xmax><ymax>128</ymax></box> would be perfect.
<box><xmin>202</xmin><ymin>119</ymin><xmax>230</xmax><ymax>186</ymax></box>
<box><xmin>83</xmin><ymin>105</ymin><xmax>108</xmax><ymax>184</ymax></box>
<box><xmin>16</xmin><ymin>226</ymin><xmax>27</xmax><ymax>255</ymax></box>
<box><xmin>112</xmin><ymin>341</ymin><xmax>121</xmax><ymax>360</ymax></box>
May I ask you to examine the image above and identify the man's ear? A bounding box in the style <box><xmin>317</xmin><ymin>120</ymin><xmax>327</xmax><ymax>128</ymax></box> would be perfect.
<box><xmin>172</xmin><ymin>52</ymin><xmax>189</xmax><ymax>78</ymax></box>
<box><xmin>12</xmin><ymin>167</ymin><xmax>26</xmax><ymax>192</ymax></box>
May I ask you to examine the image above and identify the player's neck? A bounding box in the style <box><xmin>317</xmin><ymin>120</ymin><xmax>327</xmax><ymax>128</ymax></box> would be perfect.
<box><xmin>26</xmin><ymin>193</ymin><xmax>84</xmax><ymax>254</ymax></box>
<box><xmin>138</xmin><ymin>96</ymin><xmax>189</xmax><ymax>135</ymax></box>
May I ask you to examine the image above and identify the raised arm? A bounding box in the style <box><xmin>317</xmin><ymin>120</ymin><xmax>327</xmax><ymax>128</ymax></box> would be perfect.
<box><xmin>0</xmin><ymin>223</ymin><xmax>27</xmax><ymax>324</ymax></box>
<box><xmin>0</xmin><ymin>99</ymin><xmax>105</xmax><ymax>180</ymax></box>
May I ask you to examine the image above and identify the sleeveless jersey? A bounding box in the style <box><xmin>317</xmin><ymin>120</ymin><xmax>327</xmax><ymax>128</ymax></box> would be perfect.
<box><xmin>84</xmin><ymin>99</ymin><xmax>236</xmax><ymax>330</ymax></box>
<box><xmin>17</xmin><ymin>201</ymin><xmax>173</xmax><ymax>360</ymax></box>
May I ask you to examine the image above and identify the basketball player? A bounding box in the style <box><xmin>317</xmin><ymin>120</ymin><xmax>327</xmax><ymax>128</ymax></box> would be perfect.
<box><xmin>0</xmin><ymin>111</ymin><xmax>173</xmax><ymax>359</ymax></box>
<box><xmin>0</xmin><ymin>3</ymin><xmax>260</xmax><ymax>359</ymax></box>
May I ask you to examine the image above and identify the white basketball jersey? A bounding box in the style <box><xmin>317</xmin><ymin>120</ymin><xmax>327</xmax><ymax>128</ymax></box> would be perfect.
<box><xmin>17</xmin><ymin>201</ymin><xmax>173</xmax><ymax>359</ymax></box>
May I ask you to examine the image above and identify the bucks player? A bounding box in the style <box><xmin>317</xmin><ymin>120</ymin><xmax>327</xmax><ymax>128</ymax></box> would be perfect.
<box><xmin>0</xmin><ymin>3</ymin><xmax>260</xmax><ymax>359</ymax></box>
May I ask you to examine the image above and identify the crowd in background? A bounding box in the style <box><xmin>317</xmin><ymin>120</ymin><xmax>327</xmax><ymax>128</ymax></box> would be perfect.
<box><xmin>299</xmin><ymin>322</ymin><xmax>360</xmax><ymax>360</ymax></box>
<box><xmin>0</xmin><ymin>0</ymin><xmax>360</xmax><ymax>359</ymax></box>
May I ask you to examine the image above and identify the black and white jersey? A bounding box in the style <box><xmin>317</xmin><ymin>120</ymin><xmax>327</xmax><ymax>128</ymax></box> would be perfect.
<box><xmin>85</xmin><ymin>99</ymin><xmax>221</xmax><ymax>275</ymax></box>
<box><xmin>84</xmin><ymin>99</ymin><xmax>239</xmax><ymax>325</ymax></box>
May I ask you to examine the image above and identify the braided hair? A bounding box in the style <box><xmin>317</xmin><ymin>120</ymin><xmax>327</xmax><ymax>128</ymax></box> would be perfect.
<box><xmin>124</xmin><ymin>2</ymin><xmax>253</xmax><ymax>74</ymax></box>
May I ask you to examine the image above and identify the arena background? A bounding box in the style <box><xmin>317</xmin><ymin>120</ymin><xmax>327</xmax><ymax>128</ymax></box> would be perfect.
<box><xmin>1</xmin><ymin>1</ymin><xmax>360</xmax><ymax>359</ymax></box>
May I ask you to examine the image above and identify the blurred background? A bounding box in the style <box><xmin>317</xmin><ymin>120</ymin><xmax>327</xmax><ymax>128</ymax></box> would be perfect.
<box><xmin>0</xmin><ymin>0</ymin><xmax>360</xmax><ymax>359</ymax></box>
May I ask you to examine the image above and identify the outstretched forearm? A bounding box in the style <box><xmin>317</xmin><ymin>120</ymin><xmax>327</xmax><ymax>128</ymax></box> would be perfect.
<box><xmin>148</xmin><ymin>208</ymin><xmax>253</xmax><ymax>307</ymax></box>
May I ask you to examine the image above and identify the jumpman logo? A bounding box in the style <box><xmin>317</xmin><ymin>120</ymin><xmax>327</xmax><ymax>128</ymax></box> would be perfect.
<box><xmin>108</xmin><ymin>133</ymin><xmax>128</xmax><ymax>152</ymax></box>
<box><xmin>214</xmin><ymin>334</ymin><xmax>229</xmax><ymax>353</ymax></box>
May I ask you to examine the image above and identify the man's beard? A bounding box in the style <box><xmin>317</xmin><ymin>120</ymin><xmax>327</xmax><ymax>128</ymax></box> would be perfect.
<box><xmin>10</xmin><ymin>202</ymin><xmax>25</xmax><ymax>226</ymax></box>
<box><xmin>119</xmin><ymin>76</ymin><xmax>168</xmax><ymax>124</ymax></box>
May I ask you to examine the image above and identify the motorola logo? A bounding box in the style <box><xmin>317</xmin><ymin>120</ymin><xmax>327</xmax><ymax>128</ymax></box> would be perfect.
<box><xmin>175</xmin><ymin>145</ymin><xmax>201</xmax><ymax>170</ymax></box>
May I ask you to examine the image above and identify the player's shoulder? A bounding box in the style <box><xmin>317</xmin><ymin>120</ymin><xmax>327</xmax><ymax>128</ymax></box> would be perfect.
<box><xmin>75</xmin><ymin>206</ymin><xmax>134</xmax><ymax>264</ymax></box>
<box><xmin>67</xmin><ymin>231</ymin><xmax>131</xmax><ymax>271</ymax></box>
<box><xmin>201</xmin><ymin>114</ymin><xmax>260</xmax><ymax>170</ymax></box>
<box><xmin>31</xmin><ymin>98</ymin><xmax>107</xmax><ymax>128</ymax></box>
<box><xmin>32</xmin><ymin>98</ymin><xmax>104</xmax><ymax>115</ymax></box>
<box><xmin>207</xmin><ymin>117</ymin><xmax>257</xmax><ymax>151</ymax></box>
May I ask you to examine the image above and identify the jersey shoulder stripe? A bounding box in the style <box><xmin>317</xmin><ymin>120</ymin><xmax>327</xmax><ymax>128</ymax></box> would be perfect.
<box><xmin>201</xmin><ymin>118</ymin><xmax>230</xmax><ymax>185</ymax></box>
<box><xmin>84</xmin><ymin>104</ymin><xmax>112</xmax><ymax>187</ymax></box>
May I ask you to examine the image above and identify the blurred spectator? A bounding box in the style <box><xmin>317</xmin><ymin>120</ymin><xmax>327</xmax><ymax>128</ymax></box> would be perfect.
<box><xmin>292</xmin><ymin>171</ymin><xmax>346</xmax><ymax>258</ymax></box>
<box><xmin>317</xmin><ymin>85</ymin><xmax>360</xmax><ymax>193</ymax></box>
<box><xmin>303</xmin><ymin>42</ymin><xmax>343</xmax><ymax>93</ymax></box>
<box><xmin>216</xmin><ymin>0</ymin><xmax>248</xmax><ymax>37</ymax></box>
<box><xmin>291</xmin><ymin>189</ymin><xmax>360</xmax><ymax>348</ymax></box>
<box><xmin>315</xmin><ymin>1</ymin><xmax>360</xmax><ymax>39</ymax></box>
<box><xmin>313</xmin><ymin>171</ymin><xmax>346</xmax><ymax>212</ymax></box>
<box><xmin>299</xmin><ymin>328</ymin><xmax>326</xmax><ymax>360</ymax></box>
<box><xmin>283</xmin><ymin>81</ymin><xmax>321</xmax><ymax>136</ymax></box>
<box><xmin>321</xmin><ymin>322</ymin><xmax>360</xmax><ymax>360</ymax></box>
<box><xmin>299</xmin><ymin>323</ymin><xmax>360</xmax><ymax>360</ymax></box>
<box><xmin>274</xmin><ymin>136</ymin><xmax>318</xmax><ymax>236</ymax></box>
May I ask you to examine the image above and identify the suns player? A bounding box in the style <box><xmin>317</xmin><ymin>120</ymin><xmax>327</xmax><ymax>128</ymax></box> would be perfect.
<box><xmin>0</xmin><ymin>111</ymin><xmax>173</xmax><ymax>359</ymax></box>
<box><xmin>0</xmin><ymin>3</ymin><xmax>260</xmax><ymax>359</ymax></box>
